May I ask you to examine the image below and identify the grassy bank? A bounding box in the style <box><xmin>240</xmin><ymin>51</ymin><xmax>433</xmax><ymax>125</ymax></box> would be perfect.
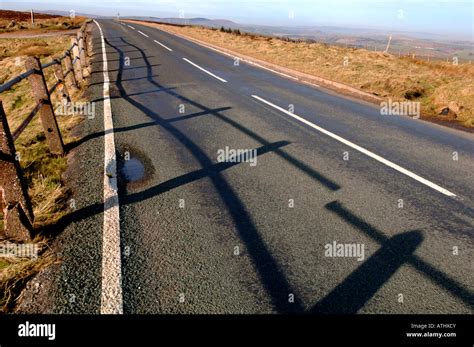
<box><xmin>0</xmin><ymin>36</ymin><xmax>86</xmax><ymax>312</ymax></box>
<box><xmin>0</xmin><ymin>10</ymin><xmax>85</xmax><ymax>33</ymax></box>
<box><xmin>128</xmin><ymin>21</ymin><xmax>474</xmax><ymax>128</ymax></box>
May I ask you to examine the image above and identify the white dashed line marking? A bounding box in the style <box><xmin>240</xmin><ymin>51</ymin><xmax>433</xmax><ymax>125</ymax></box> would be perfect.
<box><xmin>138</xmin><ymin>30</ymin><xmax>149</xmax><ymax>37</ymax></box>
<box><xmin>251</xmin><ymin>95</ymin><xmax>457</xmax><ymax>198</ymax></box>
<box><xmin>182</xmin><ymin>58</ymin><xmax>227</xmax><ymax>83</ymax></box>
<box><xmin>151</xmin><ymin>27</ymin><xmax>311</xmax><ymax>85</ymax></box>
<box><xmin>153</xmin><ymin>39</ymin><xmax>173</xmax><ymax>51</ymax></box>
<box><xmin>127</xmin><ymin>25</ymin><xmax>135</xmax><ymax>30</ymax></box>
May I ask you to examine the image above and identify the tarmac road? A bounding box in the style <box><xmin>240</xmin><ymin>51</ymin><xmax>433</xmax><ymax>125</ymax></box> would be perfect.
<box><xmin>19</xmin><ymin>20</ymin><xmax>473</xmax><ymax>314</ymax></box>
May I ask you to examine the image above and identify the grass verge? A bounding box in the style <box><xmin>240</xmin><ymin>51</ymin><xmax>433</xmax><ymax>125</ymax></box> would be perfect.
<box><xmin>0</xmin><ymin>34</ymin><xmax>87</xmax><ymax>312</ymax></box>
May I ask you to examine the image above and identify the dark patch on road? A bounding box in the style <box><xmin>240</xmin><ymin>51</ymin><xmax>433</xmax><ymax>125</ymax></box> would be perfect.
<box><xmin>117</xmin><ymin>144</ymin><xmax>155</xmax><ymax>191</ymax></box>
<box><xmin>122</xmin><ymin>157</ymin><xmax>145</xmax><ymax>182</ymax></box>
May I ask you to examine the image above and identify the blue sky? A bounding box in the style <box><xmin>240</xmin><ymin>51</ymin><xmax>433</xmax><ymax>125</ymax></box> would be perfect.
<box><xmin>1</xmin><ymin>0</ymin><xmax>473</xmax><ymax>39</ymax></box>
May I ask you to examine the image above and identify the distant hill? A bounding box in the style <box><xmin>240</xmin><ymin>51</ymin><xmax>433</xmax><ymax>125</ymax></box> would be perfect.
<box><xmin>40</xmin><ymin>10</ymin><xmax>105</xmax><ymax>19</ymax></box>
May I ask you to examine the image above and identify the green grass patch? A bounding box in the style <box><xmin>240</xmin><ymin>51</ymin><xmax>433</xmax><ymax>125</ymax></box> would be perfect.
<box><xmin>0</xmin><ymin>259</ymin><xmax>9</xmax><ymax>271</ymax></box>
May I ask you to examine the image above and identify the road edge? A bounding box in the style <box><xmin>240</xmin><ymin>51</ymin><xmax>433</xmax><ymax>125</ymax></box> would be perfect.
<box><xmin>94</xmin><ymin>20</ymin><xmax>123</xmax><ymax>315</ymax></box>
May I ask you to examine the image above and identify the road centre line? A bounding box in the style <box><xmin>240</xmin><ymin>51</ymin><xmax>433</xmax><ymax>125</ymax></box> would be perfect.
<box><xmin>138</xmin><ymin>30</ymin><xmax>149</xmax><ymax>37</ymax></box>
<box><xmin>153</xmin><ymin>39</ymin><xmax>173</xmax><ymax>51</ymax></box>
<box><xmin>251</xmin><ymin>94</ymin><xmax>457</xmax><ymax>198</ymax></box>
<box><xmin>182</xmin><ymin>58</ymin><xmax>227</xmax><ymax>83</ymax></box>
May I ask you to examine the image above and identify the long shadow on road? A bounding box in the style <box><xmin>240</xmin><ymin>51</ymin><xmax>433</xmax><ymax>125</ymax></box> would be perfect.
<box><xmin>323</xmin><ymin>201</ymin><xmax>474</xmax><ymax>310</ymax></box>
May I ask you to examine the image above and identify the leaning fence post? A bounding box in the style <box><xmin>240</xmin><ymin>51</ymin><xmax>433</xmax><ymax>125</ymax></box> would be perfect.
<box><xmin>53</xmin><ymin>59</ymin><xmax>71</xmax><ymax>105</ymax></box>
<box><xmin>82</xmin><ymin>24</ymin><xmax>92</xmax><ymax>75</ymax></box>
<box><xmin>64</xmin><ymin>51</ymin><xmax>78</xmax><ymax>90</ymax></box>
<box><xmin>0</xmin><ymin>102</ymin><xmax>34</xmax><ymax>241</ymax></box>
<box><xmin>87</xmin><ymin>26</ymin><xmax>93</xmax><ymax>58</ymax></box>
<box><xmin>81</xmin><ymin>25</ymin><xmax>89</xmax><ymax>60</ymax></box>
<box><xmin>71</xmin><ymin>37</ymin><xmax>84</xmax><ymax>83</ymax></box>
<box><xmin>25</xmin><ymin>56</ymin><xmax>65</xmax><ymax>155</ymax></box>
<box><xmin>77</xmin><ymin>31</ymin><xmax>87</xmax><ymax>74</ymax></box>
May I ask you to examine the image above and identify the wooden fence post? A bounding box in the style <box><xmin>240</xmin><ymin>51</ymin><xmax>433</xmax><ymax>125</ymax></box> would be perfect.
<box><xmin>53</xmin><ymin>60</ymin><xmax>71</xmax><ymax>105</ymax></box>
<box><xmin>87</xmin><ymin>26</ymin><xmax>93</xmax><ymax>58</ymax></box>
<box><xmin>81</xmin><ymin>27</ymin><xmax>88</xmax><ymax>58</ymax></box>
<box><xmin>78</xmin><ymin>32</ymin><xmax>87</xmax><ymax>71</ymax></box>
<box><xmin>25</xmin><ymin>56</ymin><xmax>65</xmax><ymax>155</ymax></box>
<box><xmin>78</xmin><ymin>32</ymin><xmax>85</xmax><ymax>61</ymax></box>
<box><xmin>83</xmin><ymin>26</ymin><xmax>89</xmax><ymax>54</ymax></box>
<box><xmin>64</xmin><ymin>51</ymin><xmax>78</xmax><ymax>90</ymax></box>
<box><xmin>82</xmin><ymin>25</ymin><xmax>92</xmax><ymax>75</ymax></box>
<box><xmin>71</xmin><ymin>37</ymin><xmax>84</xmax><ymax>83</ymax></box>
<box><xmin>0</xmin><ymin>102</ymin><xmax>34</xmax><ymax>241</ymax></box>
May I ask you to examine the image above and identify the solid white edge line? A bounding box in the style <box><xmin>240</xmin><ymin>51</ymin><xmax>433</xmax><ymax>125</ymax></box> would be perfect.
<box><xmin>153</xmin><ymin>39</ymin><xmax>173</xmax><ymax>52</ymax></box>
<box><xmin>94</xmin><ymin>20</ymin><xmax>124</xmax><ymax>314</ymax></box>
<box><xmin>251</xmin><ymin>95</ymin><xmax>457</xmax><ymax>198</ymax></box>
<box><xmin>138</xmin><ymin>30</ymin><xmax>149</xmax><ymax>38</ymax></box>
<box><xmin>127</xmin><ymin>25</ymin><xmax>135</xmax><ymax>30</ymax></box>
<box><xmin>245</xmin><ymin>60</ymin><xmax>299</xmax><ymax>81</ymax></box>
<box><xmin>196</xmin><ymin>40</ymin><xmax>298</xmax><ymax>81</ymax></box>
<box><xmin>182</xmin><ymin>58</ymin><xmax>227</xmax><ymax>83</ymax></box>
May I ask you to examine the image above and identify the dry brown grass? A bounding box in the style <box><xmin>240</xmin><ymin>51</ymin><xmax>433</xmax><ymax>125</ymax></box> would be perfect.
<box><xmin>0</xmin><ymin>15</ymin><xmax>85</xmax><ymax>33</ymax></box>
<box><xmin>130</xmin><ymin>21</ymin><xmax>474</xmax><ymax>128</ymax></box>
<box><xmin>0</xmin><ymin>251</ymin><xmax>58</xmax><ymax>312</ymax></box>
<box><xmin>0</xmin><ymin>37</ymin><xmax>69</xmax><ymax>60</ymax></box>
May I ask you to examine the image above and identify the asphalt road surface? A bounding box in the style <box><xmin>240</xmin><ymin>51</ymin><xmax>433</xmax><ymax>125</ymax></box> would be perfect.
<box><xmin>21</xmin><ymin>20</ymin><xmax>473</xmax><ymax>314</ymax></box>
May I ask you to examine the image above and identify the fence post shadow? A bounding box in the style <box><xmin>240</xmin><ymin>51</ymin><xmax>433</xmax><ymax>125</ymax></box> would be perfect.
<box><xmin>310</xmin><ymin>230</ymin><xmax>423</xmax><ymax>314</ymax></box>
<box><xmin>321</xmin><ymin>200</ymin><xmax>474</xmax><ymax>310</ymax></box>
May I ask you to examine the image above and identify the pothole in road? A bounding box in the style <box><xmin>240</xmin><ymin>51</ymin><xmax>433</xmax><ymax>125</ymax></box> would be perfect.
<box><xmin>117</xmin><ymin>145</ymin><xmax>155</xmax><ymax>190</ymax></box>
<box><xmin>122</xmin><ymin>157</ymin><xmax>145</xmax><ymax>182</ymax></box>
